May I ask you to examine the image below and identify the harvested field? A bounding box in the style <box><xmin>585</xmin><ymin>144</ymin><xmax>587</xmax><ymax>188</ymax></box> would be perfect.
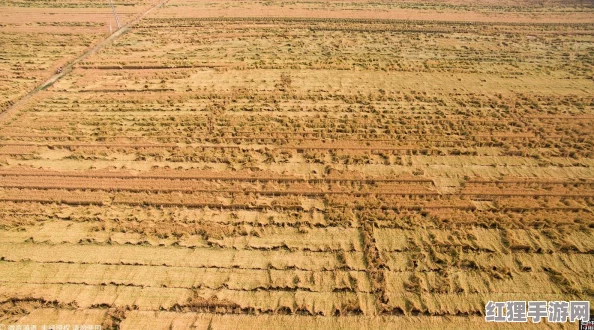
<box><xmin>0</xmin><ymin>0</ymin><xmax>593</xmax><ymax>329</ymax></box>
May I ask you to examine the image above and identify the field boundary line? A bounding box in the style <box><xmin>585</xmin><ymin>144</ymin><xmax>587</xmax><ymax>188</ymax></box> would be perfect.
<box><xmin>147</xmin><ymin>17</ymin><xmax>594</xmax><ymax>27</ymax></box>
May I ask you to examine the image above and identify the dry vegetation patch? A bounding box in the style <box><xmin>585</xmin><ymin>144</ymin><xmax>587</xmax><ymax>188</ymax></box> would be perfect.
<box><xmin>0</xmin><ymin>0</ymin><xmax>593</xmax><ymax>328</ymax></box>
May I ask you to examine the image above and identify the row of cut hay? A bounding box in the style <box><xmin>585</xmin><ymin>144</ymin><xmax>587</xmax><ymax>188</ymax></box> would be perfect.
<box><xmin>0</xmin><ymin>242</ymin><xmax>365</xmax><ymax>271</ymax></box>
<box><xmin>0</xmin><ymin>260</ymin><xmax>370</xmax><ymax>293</ymax></box>
<box><xmin>0</xmin><ymin>282</ymin><xmax>375</xmax><ymax>316</ymax></box>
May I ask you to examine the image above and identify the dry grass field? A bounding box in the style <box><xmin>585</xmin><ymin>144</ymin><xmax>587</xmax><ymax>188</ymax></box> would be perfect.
<box><xmin>0</xmin><ymin>0</ymin><xmax>593</xmax><ymax>329</ymax></box>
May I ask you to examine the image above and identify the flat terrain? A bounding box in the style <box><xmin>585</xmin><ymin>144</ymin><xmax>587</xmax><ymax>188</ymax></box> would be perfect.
<box><xmin>0</xmin><ymin>0</ymin><xmax>593</xmax><ymax>329</ymax></box>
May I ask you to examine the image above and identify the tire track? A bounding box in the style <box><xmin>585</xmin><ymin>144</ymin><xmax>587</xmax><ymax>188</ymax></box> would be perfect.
<box><xmin>0</xmin><ymin>0</ymin><xmax>171</xmax><ymax>124</ymax></box>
